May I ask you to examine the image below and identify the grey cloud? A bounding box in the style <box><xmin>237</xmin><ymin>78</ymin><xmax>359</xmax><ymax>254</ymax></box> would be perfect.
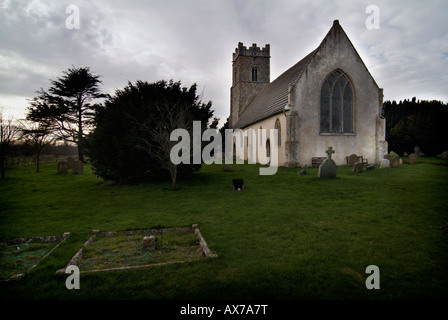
<box><xmin>1</xmin><ymin>0</ymin><xmax>447</xmax><ymax>122</ymax></box>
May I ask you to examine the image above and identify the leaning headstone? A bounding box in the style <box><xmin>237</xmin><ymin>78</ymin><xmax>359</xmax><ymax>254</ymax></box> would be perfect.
<box><xmin>442</xmin><ymin>151</ymin><xmax>448</xmax><ymax>160</ymax></box>
<box><xmin>347</xmin><ymin>154</ymin><xmax>359</xmax><ymax>167</ymax></box>
<box><xmin>408</xmin><ymin>153</ymin><xmax>418</xmax><ymax>164</ymax></box>
<box><xmin>352</xmin><ymin>162</ymin><xmax>363</xmax><ymax>173</ymax></box>
<box><xmin>73</xmin><ymin>160</ymin><xmax>84</xmax><ymax>174</ymax></box>
<box><xmin>298</xmin><ymin>165</ymin><xmax>309</xmax><ymax>175</ymax></box>
<box><xmin>383</xmin><ymin>154</ymin><xmax>393</xmax><ymax>162</ymax></box>
<box><xmin>318</xmin><ymin>147</ymin><xmax>337</xmax><ymax>179</ymax></box>
<box><xmin>58</xmin><ymin>161</ymin><xmax>69</xmax><ymax>174</ymax></box>
<box><xmin>67</xmin><ymin>157</ymin><xmax>75</xmax><ymax>169</ymax></box>
<box><xmin>142</xmin><ymin>236</ymin><xmax>156</xmax><ymax>251</ymax></box>
<box><xmin>391</xmin><ymin>156</ymin><xmax>401</xmax><ymax>168</ymax></box>
<box><xmin>380</xmin><ymin>159</ymin><xmax>390</xmax><ymax>169</ymax></box>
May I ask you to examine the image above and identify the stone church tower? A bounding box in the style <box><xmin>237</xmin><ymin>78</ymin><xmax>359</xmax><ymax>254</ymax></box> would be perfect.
<box><xmin>230</xmin><ymin>42</ymin><xmax>270</xmax><ymax>128</ymax></box>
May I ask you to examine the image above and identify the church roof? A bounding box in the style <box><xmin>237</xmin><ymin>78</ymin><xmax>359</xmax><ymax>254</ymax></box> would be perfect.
<box><xmin>234</xmin><ymin>48</ymin><xmax>318</xmax><ymax>128</ymax></box>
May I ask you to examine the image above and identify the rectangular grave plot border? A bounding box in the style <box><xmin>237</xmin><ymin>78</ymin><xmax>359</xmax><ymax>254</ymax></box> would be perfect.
<box><xmin>55</xmin><ymin>224</ymin><xmax>217</xmax><ymax>275</ymax></box>
<box><xmin>1</xmin><ymin>232</ymin><xmax>70</xmax><ymax>281</ymax></box>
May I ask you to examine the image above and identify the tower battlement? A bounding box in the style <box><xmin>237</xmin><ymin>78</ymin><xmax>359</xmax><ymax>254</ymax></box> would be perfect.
<box><xmin>233</xmin><ymin>42</ymin><xmax>270</xmax><ymax>61</ymax></box>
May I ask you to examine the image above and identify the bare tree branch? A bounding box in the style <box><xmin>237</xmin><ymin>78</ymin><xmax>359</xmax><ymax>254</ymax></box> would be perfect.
<box><xmin>129</xmin><ymin>102</ymin><xmax>192</xmax><ymax>189</ymax></box>
<box><xmin>0</xmin><ymin>109</ymin><xmax>20</xmax><ymax>178</ymax></box>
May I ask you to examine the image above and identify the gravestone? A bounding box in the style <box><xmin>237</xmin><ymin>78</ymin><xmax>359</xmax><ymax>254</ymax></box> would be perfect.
<box><xmin>442</xmin><ymin>151</ymin><xmax>448</xmax><ymax>160</ymax></box>
<box><xmin>67</xmin><ymin>157</ymin><xmax>75</xmax><ymax>169</ymax></box>
<box><xmin>414</xmin><ymin>146</ymin><xmax>421</xmax><ymax>158</ymax></box>
<box><xmin>298</xmin><ymin>165</ymin><xmax>309</xmax><ymax>175</ymax></box>
<box><xmin>142</xmin><ymin>236</ymin><xmax>156</xmax><ymax>251</ymax></box>
<box><xmin>380</xmin><ymin>159</ymin><xmax>390</xmax><ymax>169</ymax></box>
<box><xmin>347</xmin><ymin>154</ymin><xmax>359</xmax><ymax>167</ymax></box>
<box><xmin>383</xmin><ymin>154</ymin><xmax>393</xmax><ymax>162</ymax></box>
<box><xmin>73</xmin><ymin>160</ymin><xmax>84</xmax><ymax>174</ymax></box>
<box><xmin>352</xmin><ymin>162</ymin><xmax>363</xmax><ymax>173</ymax></box>
<box><xmin>366</xmin><ymin>165</ymin><xmax>375</xmax><ymax>171</ymax></box>
<box><xmin>58</xmin><ymin>161</ymin><xmax>69</xmax><ymax>174</ymax></box>
<box><xmin>408</xmin><ymin>153</ymin><xmax>418</xmax><ymax>164</ymax></box>
<box><xmin>391</xmin><ymin>156</ymin><xmax>401</xmax><ymax>168</ymax></box>
<box><xmin>318</xmin><ymin>147</ymin><xmax>337</xmax><ymax>179</ymax></box>
<box><xmin>223</xmin><ymin>164</ymin><xmax>232</xmax><ymax>172</ymax></box>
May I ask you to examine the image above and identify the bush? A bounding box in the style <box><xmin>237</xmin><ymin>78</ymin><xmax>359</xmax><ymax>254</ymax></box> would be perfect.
<box><xmin>86</xmin><ymin>80</ymin><xmax>214</xmax><ymax>184</ymax></box>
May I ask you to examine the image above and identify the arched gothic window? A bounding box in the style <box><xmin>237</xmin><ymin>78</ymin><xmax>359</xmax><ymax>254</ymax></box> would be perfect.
<box><xmin>266</xmin><ymin>139</ymin><xmax>271</xmax><ymax>158</ymax></box>
<box><xmin>320</xmin><ymin>70</ymin><xmax>354</xmax><ymax>134</ymax></box>
<box><xmin>274</xmin><ymin>119</ymin><xmax>281</xmax><ymax>146</ymax></box>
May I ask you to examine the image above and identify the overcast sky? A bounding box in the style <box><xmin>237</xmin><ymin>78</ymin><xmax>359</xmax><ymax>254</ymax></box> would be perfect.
<box><xmin>1</xmin><ymin>0</ymin><xmax>447</xmax><ymax>125</ymax></box>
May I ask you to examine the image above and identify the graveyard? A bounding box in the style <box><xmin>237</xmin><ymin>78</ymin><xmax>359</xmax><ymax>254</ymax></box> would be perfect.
<box><xmin>0</xmin><ymin>156</ymin><xmax>447</xmax><ymax>300</ymax></box>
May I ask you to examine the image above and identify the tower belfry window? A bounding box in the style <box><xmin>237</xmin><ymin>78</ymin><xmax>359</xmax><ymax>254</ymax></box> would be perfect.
<box><xmin>252</xmin><ymin>68</ymin><xmax>258</xmax><ymax>81</ymax></box>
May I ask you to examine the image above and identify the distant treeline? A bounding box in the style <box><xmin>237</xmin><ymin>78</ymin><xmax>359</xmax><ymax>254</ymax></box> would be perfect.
<box><xmin>7</xmin><ymin>142</ymin><xmax>77</xmax><ymax>158</ymax></box>
<box><xmin>383</xmin><ymin>98</ymin><xmax>448</xmax><ymax>156</ymax></box>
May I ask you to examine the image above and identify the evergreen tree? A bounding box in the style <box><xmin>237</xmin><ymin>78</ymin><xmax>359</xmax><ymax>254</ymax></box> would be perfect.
<box><xmin>27</xmin><ymin>66</ymin><xmax>105</xmax><ymax>162</ymax></box>
<box><xmin>383</xmin><ymin>98</ymin><xmax>448</xmax><ymax>156</ymax></box>
<box><xmin>87</xmin><ymin>80</ymin><xmax>214</xmax><ymax>185</ymax></box>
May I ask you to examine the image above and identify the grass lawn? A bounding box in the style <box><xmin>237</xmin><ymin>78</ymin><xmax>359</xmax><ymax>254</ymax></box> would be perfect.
<box><xmin>0</xmin><ymin>157</ymin><xmax>447</xmax><ymax>300</ymax></box>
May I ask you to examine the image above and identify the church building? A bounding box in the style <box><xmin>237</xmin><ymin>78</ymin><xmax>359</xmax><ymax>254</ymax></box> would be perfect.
<box><xmin>229</xmin><ymin>20</ymin><xmax>387</xmax><ymax>167</ymax></box>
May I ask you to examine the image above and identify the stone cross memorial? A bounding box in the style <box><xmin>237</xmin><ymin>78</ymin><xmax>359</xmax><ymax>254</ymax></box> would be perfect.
<box><xmin>318</xmin><ymin>147</ymin><xmax>337</xmax><ymax>179</ymax></box>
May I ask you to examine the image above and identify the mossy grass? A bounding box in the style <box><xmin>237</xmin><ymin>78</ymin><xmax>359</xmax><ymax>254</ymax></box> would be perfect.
<box><xmin>0</xmin><ymin>241</ymin><xmax>57</xmax><ymax>281</ymax></box>
<box><xmin>78</xmin><ymin>230</ymin><xmax>203</xmax><ymax>271</ymax></box>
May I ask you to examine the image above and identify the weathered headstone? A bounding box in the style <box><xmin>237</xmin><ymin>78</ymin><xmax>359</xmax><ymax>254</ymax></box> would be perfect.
<box><xmin>383</xmin><ymin>154</ymin><xmax>393</xmax><ymax>162</ymax></box>
<box><xmin>67</xmin><ymin>157</ymin><xmax>75</xmax><ymax>169</ymax></box>
<box><xmin>380</xmin><ymin>159</ymin><xmax>390</xmax><ymax>169</ymax></box>
<box><xmin>73</xmin><ymin>160</ymin><xmax>84</xmax><ymax>174</ymax></box>
<box><xmin>442</xmin><ymin>151</ymin><xmax>448</xmax><ymax>160</ymax></box>
<box><xmin>318</xmin><ymin>147</ymin><xmax>337</xmax><ymax>179</ymax></box>
<box><xmin>352</xmin><ymin>162</ymin><xmax>363</xmax><ymax>173</ymax></box>
<box><xmin>391</xmin><ymin>156</ymin><xmax>401</xmax><ymax>168</ymax></box>
<box><xmin>414</xmin><ymin>146</ymin><xmax>421</xmax><ymax>158</ymax></box>
<box><xmin>366</xmin><ymin>165</ymin><xmax>375</xmax><ymax>171</ymax></box>
<box><xmin>223</xmin><ymin>164</ymin><xmax>232</xmax><ymax>172</ymax></box>
<box><xmin>298</xmin><ymin>165</ymin><xmax>309</xmax><ymax>175</ymax></box>
<box><xmin>58</xmin><ymin>161</ymin><xmax>69</xmax><ymax>174</ymax></box>
<box><xmin>347</xmin><ymin>154</ymin><xmax>359</xmax><ymax>167</ymax></box>
<box><xmin>142</xmin><ymin>236</ymin><xmax>156</xmax><ymax>251</ymax></box>
<box><xmin>408</xmin><ymin>153</ymin><xmax>418</xmax><ymax>164</ymax></box>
